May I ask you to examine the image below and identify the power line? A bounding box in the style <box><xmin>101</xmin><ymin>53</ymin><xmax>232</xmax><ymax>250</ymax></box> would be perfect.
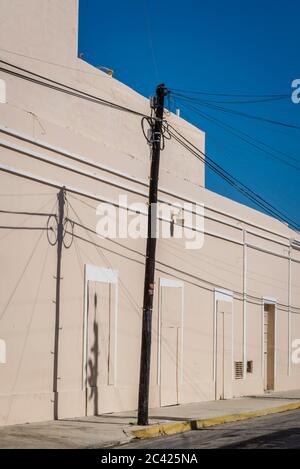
<box><xmin>1</xmin><ymin>59</ymin><xmax>298</xmax><ymax>227</ymax></box>
<box><xmin>4</xmin><ymin>60</ymin><xmax>297</xmax><ymax>227</ymax></box>
<box><xmin>168</xmin><ymin>124</ymin><xmax>300</xmax><ymax>231</ymax></box>
<box><xmin>66</xmin><ymin>170</ymin><xmax>292</xmax><ymax>243</ymax></box>
<box><xmin>0</xmin><ymin>59</ymin><xmax>150</xmax><ymax>119</ymax></box>
<box><xmin>170</xmin><ymin>88</ymin><xmax>290</xmax><ymax>98</ymax></box>
<box><xmin>1</xmin><ymin>154</ymin><xmax>297</xmax><ymax>245</ymax></box>
<box><xmin>172</xmin><ymin>92</ymin><xmax>289</xmax><ymax>105</ymax></box>
<box><xmin>176</xmin><ymin>100</ymin><xmax>300</xmax><ymax>172</ymax></box>
<box><xmin>174</xmin><ymin>95</ymin><xmax>298</xmax><ymax>142</ymax></box>
<box><xmin>171</xmin><ymin>93</ymin><xmax>300</xmax><ymax>131</ymax></box>
<box><xmin>166</xmin><ymin>123</ymin><xmax>300</xmax><ymax>232</ymax></box>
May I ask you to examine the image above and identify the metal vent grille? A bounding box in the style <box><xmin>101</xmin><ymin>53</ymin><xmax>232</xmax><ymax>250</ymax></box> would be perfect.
<box><xmin>234</xmin><ymin>361</ymin><xmax>244</xmax><ymax>379</ymax></box>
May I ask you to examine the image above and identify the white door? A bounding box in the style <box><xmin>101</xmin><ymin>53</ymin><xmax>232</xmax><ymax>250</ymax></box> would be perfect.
<box><xmin>86</xmin><ymin>280</ymin><xmax>115</xmax><ymax>415</ymax></box>
<box><xmin>161</xmin><ymin>326</ymin><xmax>179</xmax><ymax>406</ymax></box>
<box><xmin>160</xmin><ymin>282</ymin><xmax>182</xmax><ymax>407</ymax></box>
<box><xmin>216</xmin><ymin>300</ymin><xmax>233</xmax><ymax>400</ymax></box>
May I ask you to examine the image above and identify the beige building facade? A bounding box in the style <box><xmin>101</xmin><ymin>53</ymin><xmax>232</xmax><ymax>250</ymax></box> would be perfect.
<box><xmin>0</xmin><ymin>0</ymin><xmax>299</xmax><ymax>426</ymax></box>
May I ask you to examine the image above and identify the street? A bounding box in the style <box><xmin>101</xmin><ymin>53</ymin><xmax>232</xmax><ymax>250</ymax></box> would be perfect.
<box><xmin>119</xmin><ymin>409</ymin><xmax>300</xmax><ymax>449</ymax></box>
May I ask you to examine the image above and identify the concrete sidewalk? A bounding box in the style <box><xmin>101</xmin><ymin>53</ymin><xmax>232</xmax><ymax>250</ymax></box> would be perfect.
<box><xmin>1</xmin><ymin>390</ymin><xmax>300</xmax><ymax>448</ymax></box>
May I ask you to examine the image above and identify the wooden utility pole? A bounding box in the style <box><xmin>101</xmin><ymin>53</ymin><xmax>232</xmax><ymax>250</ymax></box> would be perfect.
<box><xmin>138</xmin><ymin>84</ymin><xmax>167</xmax><ymax>425</ymax></box>
<box><xmin>53</xmin><ymin>186</ymin><xmax>65</xmax><ymax>420</ymax></box>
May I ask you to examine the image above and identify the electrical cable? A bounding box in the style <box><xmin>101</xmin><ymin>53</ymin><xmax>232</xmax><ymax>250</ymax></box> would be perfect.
<box><xmin>171</xmin><ymin>92</ymin><xmax>300</xmax><ymax>131</ymax></box>
<box><xmin>171</xmin><ymin>91</ymin><xmax>289</xmax><ymax>105</ymax></box>
<box><xmin>141</xmin><ymin>116</ymin><xmax>155</xmax><ymax>144</ymax></box>
<box><xmin>169</xmin><ymin>127</ymin><xmax>300</xmax><ymax>231</ymax></box>
<box><xmin>0</xmin><ymin>59</ymin><xmax>151</xmax><ymax>119</ymax></box>
<box><xmin>176</xmin><ymin>100</ymin><xmax>300</xmax><ymax>171</ymax></box>
<box><xmin>166</xmin><ymin>123</ymin><xmax>300</xmax><ymax>232</ymax></box>
<box><xmin>169</xmin><ymin>88</ymin><xmax>290</xmax><ymax>98</ymax></box>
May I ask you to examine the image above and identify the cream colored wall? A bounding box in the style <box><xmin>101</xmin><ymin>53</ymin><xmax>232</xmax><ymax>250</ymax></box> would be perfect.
<box><xmin>0</xmin><ymin>0</ymin><xmax>79</xmax><ymax>65</ymax></box>
<box><xmin>0</xmin><ymin>0</ymin><xmax>299</xmax><ymax>426</ymax></box>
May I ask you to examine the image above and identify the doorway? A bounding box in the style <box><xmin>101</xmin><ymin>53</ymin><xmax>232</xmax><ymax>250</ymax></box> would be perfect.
<box><xmin>159</xmin><ymin>279</ymin><xmax>183</xmax><ymax>407</ymax></box>
<box><xmin>215</xmin><ymin>299</ymin><xmax>233</xmax><ymax>400</ymax></box>
<box><xmin>83</xmin><ymin>265</ymin><xmax>118</xmax><ymax>416</ymax></box>
<box><xmin>263</xmin><ymin>303</ymin><xmax>275</xmax><ymax>391</ymax></box>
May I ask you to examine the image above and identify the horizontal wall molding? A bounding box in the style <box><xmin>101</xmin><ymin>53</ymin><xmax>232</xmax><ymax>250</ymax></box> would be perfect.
<box><xmin>0</xmin><ymin>161</ymin><xmax>299</xmax><ymax>315</ymax></box>
<box><xmin>0</xmin><ymin>125</ymin><xmax>294</xmax><ymax>244</ymax></box>
<box><xmin>1</xmin><ymin>161</ymin><xmax>300</xmax><ymax>267</ymax></box>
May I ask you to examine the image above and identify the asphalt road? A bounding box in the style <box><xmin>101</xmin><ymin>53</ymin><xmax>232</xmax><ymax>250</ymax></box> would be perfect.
<box><xmin>119</xmin><ymin>409</ymin><xmax>300</xmax><ymax>449</ymax></box>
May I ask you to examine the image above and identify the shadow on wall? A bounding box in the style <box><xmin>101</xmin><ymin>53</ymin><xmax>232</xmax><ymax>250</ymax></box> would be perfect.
<box><xmin>88</xmin><ymin>291</ymin><xmax>99</xmax><ymax>416</ymax></box>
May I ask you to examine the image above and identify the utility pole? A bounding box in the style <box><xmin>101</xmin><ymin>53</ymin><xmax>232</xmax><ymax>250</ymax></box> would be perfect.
<box><xmin>53</xmin><ymin>186</ymin><xmax>65</xmax><ymax>420</ymax></box>
<box><xmin>138</xmin><ymin>84</ymin><xmax>167</xmax><ymax>425</ymax></box>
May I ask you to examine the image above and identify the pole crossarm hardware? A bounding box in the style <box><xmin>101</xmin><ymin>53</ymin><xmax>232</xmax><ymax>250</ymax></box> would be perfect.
<box><xmin>137</xmin><ymin>84</ymin><xmax>168</xmax><ymax>426</ymax></box>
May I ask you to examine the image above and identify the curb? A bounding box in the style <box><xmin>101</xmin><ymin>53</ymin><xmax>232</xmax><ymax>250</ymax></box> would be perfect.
<box><xmin>132</xmin><ymin>401</ymin><xmax>300</xmax><ymax>440</ymax></box>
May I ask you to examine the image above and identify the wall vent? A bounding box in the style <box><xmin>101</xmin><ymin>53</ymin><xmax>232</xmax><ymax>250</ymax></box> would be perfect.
<box><xmin>247</xmin><ymin>360</ymin><xmax>253</xmax><ymax>374</ymax></box>
<box><xmin>234</xmin><ymin>361</ymin><xmax>243</xmax><ymax>379</ymax></box>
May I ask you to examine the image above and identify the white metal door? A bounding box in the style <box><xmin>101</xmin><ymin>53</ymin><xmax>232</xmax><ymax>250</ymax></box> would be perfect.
<box><xmin>216</xmin><ymin>300</ymin><xmax>233</xmax><ymax>400</ymax></box>
<box><xmin>86</xmin><ymin>280</ymin><xmax>115</xmax><ymax>415</ymax></box>
<box><xmin>160</xmin><ymin>281</ymin><xmax>183</xmax><ymax>407</ymax></box>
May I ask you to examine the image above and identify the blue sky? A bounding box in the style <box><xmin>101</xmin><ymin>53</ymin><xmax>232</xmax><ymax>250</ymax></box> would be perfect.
<box><xmin>79</xmin><ymin>0</ymin><xmax>300</xmax><ymax>229</ymax></box>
